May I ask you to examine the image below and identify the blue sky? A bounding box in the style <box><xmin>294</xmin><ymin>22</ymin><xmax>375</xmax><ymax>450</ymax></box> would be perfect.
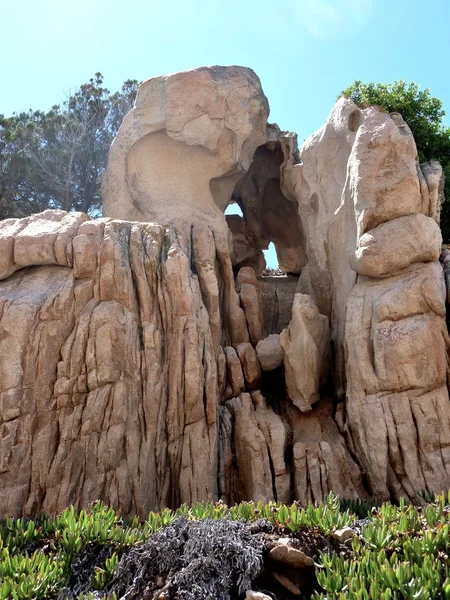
<box><xmin>3</xmin><ymin>0</ymin><xmax>449</xmax><ymax>267</ymax></box>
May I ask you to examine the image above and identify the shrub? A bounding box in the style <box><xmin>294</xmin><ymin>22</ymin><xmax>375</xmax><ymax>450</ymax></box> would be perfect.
<box><xmin>1</xmin><ymin>492</ymin><xmax>450</xmax><ymax>599</ymax></box>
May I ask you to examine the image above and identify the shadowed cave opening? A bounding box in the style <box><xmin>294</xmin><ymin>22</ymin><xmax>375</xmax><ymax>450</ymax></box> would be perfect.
<box><xmin>224</xmin><ymin>142</ymin><xmax>305</xmax><ymax>279</ymax></box>
<box><xmin>226</xmin><ymin>201</ymin><xmax>280</xmax><ymax>272</ymax></box>
<box><xmin>222</xmin><ymin>143</ymin><xmax>305</xmax><ymax>414</ymax></box>
<box><xmin>225</xmin><ymin>204</ymin><xmax>280</xmax><ymax>273</ymax></box>
<box><xmin>260</xmin><ymin>366</ymin><xmax>286</xmax><ymax>414</ymax></box>
<box><xmin>221</xmin><ymin>143</ymin><xmax>308</xmax><ymax>494</ymax></box>
<box><xmin>223</xmin><ymin>142</ymin><xmax>303</xmax><ymax>341</ymax></box>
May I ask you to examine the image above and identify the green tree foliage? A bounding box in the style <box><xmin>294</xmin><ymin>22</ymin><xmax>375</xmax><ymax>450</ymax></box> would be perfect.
<box><xmin>0</xmin><ymin>73</ymin><xmax>138</xmax><ymax>220</ymax></box>
<box><xmin>340</xmin><ymin>80</ymin><xmax>450</xmax><ymax>241</ymax></box>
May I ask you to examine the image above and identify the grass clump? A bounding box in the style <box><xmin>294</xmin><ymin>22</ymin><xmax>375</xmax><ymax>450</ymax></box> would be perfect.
<box><xmin>1</xmin><ymin>491</ymin><xmax>450</xmax><ymax>599</ymax></box>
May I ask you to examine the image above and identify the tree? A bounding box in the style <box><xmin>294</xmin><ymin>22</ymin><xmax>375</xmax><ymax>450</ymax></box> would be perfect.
<box><xmin>0</xmin><ymin>113</ymin><xmax>49</xmax><ymax>219</ymax></box>
<box><xmin>0</xmin><ymin>73</ymin><xmax>139</xmax><ymax>220</ymax></box>
<box><xmin>339</xmin><ymin>80</ymin><xmax>450</xmax><ymax>241</ymax></box>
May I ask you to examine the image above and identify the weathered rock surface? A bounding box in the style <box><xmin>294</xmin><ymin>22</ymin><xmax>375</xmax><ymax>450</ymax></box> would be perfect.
<box><xmin>0</xmin><ymin>210</ymin><xmax>89</xmax><ymax>280</ymax></box>
<box><xmin>238</xmin><ymin>267</ymin><xmax>264</xmax><ymax>346</ymax></box>
<box><xmin>102</xmin><ymin>66</ymin><xmax>269</xmax><ymax>236</ymax></box>
<box><xmin>345</xmin><ymin>262</ymin><xmax>450</xmax><ymax>500</ymax></box>
<box><xmin>441</xmin><ymin>245</ymin><xmax>450</xmax><ymax>303</ymax></box>
<box><xmin>219</xmin><ymin>390</ymin><xmax>292</xmax><ymax>504</ymax></box>
<box><xmin>282</xmin><ymin>97</ymin><xmax>450</xmax><ymax>500</ymax></box>
<box><xmin>260</xmin><ymin>275</ymin><xmax>298</xmax><ymax>336</ymax></box>
<box><xmin>280</xmin><ymin>294</ymin><xmax>330</xmax><ymax>412</ymax></box>
<box><xmin>224</xmin><ymin>346</ymin><xmax>246</xmax><ymax>398</ymax></box>
<box><xmin>290</xmin><ymin>401</ymin><xmax>366</xmax><ymax>505</ymax></box>
<box><xmin>0</xmin><ymin>210</ymin><xmax>253</xmax><ymax>517</ymax></box>
<box><xmin>282</xmin><ymin>102</ymin><xmax>446</xmax><ymax>395</ymax></box>
<box><xmin>227</xmin><ymin>213</ymin><xmax>266</xmax><ymax>276</ymax></box>
<box><xmin>222</xmin><ymin>394</ymin><xmax>274</xmax><ymax>503</ymax></box>
<box><xmin>256</xmin><ymin>334</ymin><xmax>284</xmax><ymax>371</ymax></box>
<box><xmin>252</xmin><ymin>391</ymin><xmax>291</xmax><ymax>503</ymax></box>
<box><xmin>237</xmin><ymin>343</ymin><xmax>261</xmax><ymax>389</ymax></box>
<box><xmin>353</xmin><ymin>213</ymin><xmax>442</xmax><ymax>278</ymax></box>
<box><xmin>283</xmin><ymin>98</ymin><xmax>360</xmax><ymax>328</ymax></box>
<box><xmin>421</xmin><ymin>160</ymin><xmax>445</xmax><ymax>225</ymax></box>
<box><xmin>1</xmin><ymin>66</ymin><xmax>450</xmax><ymax>517</ymax></box>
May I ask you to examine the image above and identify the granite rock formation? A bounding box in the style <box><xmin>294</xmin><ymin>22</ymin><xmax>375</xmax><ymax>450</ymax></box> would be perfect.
<box><xmin>284</xmin><ymin>99</ymin><xmax>450</xmax><ymax>501</ymax></box>
<box><xmin>280</xmin><ymin>294</ymin><xmax>330</xmax><ymax>413</ymax></box>
<box><xmin>102</xmin><ymin>66</ymin><xmax>268</xmax><ymax>237</ymax></box>
<box><xmin>0</xmin><ymin>66</ymin><xmax>449</xmax><ymax>518</ymax></box>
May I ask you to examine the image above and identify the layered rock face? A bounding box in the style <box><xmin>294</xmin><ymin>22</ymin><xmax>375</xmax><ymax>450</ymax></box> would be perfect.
<box><xmin>285</xmin><ymin>101</ymin><xmax>450</xmax><ymax>501</ymax></box>
<box><xmin>0</xmin><ymin>66</ymin><xmax>449</xmax><ymax>517</ymax></box>
<box><xmin>0</xmin><ymin>210</ymin><xmax>248</xmax><ymax>516</ymax></box>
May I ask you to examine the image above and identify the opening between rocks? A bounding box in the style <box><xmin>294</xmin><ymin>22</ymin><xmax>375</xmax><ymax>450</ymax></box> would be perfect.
<box><xmin>224</xmin><ymin>142</ymin><xmax>305</xmax><ymax>278</ymax></box>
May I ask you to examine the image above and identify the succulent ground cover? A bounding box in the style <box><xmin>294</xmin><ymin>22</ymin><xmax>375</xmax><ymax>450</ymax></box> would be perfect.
<box><xmin>1</xmin><ymin>492</ymin><xmax>450</xmax><ymax>600</ymax></box>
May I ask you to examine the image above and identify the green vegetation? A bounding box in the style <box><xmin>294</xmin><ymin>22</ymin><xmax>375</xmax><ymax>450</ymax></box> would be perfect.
<box><xmin>1</xmin><ymin>491</ymin><xmax>450</xmax><ymax>599</ymax></box>
<box><xmin>0</xmin><ymin>74</ymin><xmax>138</xmax><ymax>220</ymax></box>
<box><xmin>340</xmin><ymin>80</ymin><xmax>450</xmax><ymax>242</ymax></box>
<box><xmin>314</xmin><ymin>493</ymin><xmax>450</xmax><ymax>600</ymax></box>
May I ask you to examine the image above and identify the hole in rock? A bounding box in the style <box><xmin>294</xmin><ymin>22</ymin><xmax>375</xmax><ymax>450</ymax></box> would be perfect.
<box><xmin>224</xmin><ymin>202</ymin><xmax>243</xmax><ymax>218</ymax></box>
<box><xmin>263</xmin><ymin>242</ymin><xmax>280</xmax><ymax>272</ymax></box>
<box><xmin>348</xmin><ymin>109</ymin><xmax>361</xmax><ymax>132</ymax></box>
<box><xmin>260</xmin><ymin>366</ymin><xmax>287</xmax><ymax>414</ymax></box>
<box><xmin>224</xmin><ymin>141</ymin><xmax>306</xmax><ymax>278</ymax></box>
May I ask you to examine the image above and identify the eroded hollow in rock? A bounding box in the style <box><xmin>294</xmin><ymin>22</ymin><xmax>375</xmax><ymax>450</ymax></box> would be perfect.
<box><xmin>260</xmin><ymin>367</ymin><xmax>286</xmax><ymax>414</ymax></box>
<box><xmin>226</xmin><ymin>142</ymin><xmax>306</xmax><ymax>277</ymax></box>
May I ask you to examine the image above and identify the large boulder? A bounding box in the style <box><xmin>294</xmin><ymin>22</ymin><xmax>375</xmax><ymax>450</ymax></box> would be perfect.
<box><xmin>256</xmin><ymin>334</ymin><xmax>284</xmax><ymax>371</ymax></box>
<box><xmin>102</xmin><ymin>66</ymin><xmax>269</xmax><ymax>235</ymax></box>
<box><xmin>353</xmin><ymin>213</ymin><xmax>441</xmax><ymax>278</ymax></box>
<box><xmin>280</xmin><ymin>294</ymin><xmax>330</xmax><ymax>412</ymax></box>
